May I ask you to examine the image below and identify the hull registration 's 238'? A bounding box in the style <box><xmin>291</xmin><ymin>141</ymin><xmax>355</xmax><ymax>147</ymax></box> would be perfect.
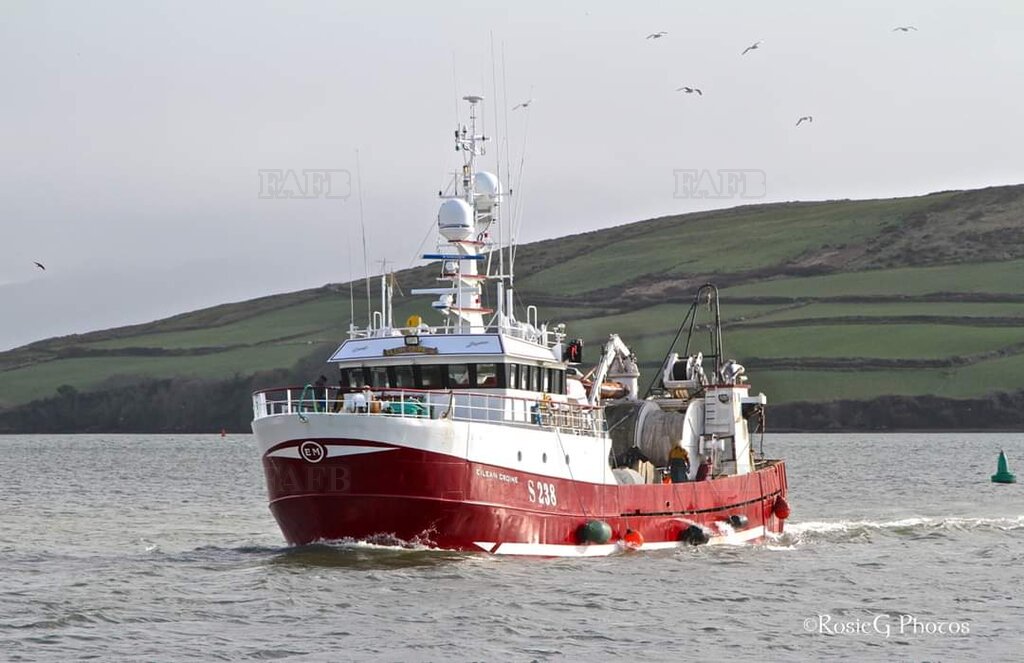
<box><xmin>251</xmin><ymin>96</ymin><xmax>789</xmax><ymax>556</ymax></box>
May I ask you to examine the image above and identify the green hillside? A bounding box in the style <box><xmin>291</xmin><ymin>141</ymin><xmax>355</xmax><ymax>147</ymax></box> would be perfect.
<box><xmin>3</xmin><ymin>183</ymin><xmax>1024</xmax><ymax>430</ymax></box>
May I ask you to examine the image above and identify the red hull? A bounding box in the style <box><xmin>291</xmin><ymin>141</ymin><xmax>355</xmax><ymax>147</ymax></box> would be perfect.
<box><xmin>261</xmin><ymin>437</ymin><xmax>788</xmax><ymax>554</ymax></box>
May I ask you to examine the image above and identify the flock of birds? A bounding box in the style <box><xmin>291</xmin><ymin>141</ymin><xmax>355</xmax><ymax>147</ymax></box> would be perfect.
<box><xmin>509</xmin><ymin>25</ymin><xmax>918</xmax><ymax>125</ymax></box>
<box><xmin>26</xmin><ymin>26</ymin><xmax>923</xmax><ymax>275</ymax></box>
<box><xmin>645</xmin><ymin>26</ymin><xmax>918</xmax><ymax>127</ymax></box>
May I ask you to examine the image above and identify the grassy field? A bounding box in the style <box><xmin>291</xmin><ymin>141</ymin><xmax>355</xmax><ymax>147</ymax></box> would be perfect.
<box><xmin>582</xmin><ymin>323</ymin><xmax>1021</xmax><ymax>367</ymax></box>
<box><xmin>725</xmin><ymin>324</ymin><xmax>1024</xmax><ymax>359</ymax></box>
<box><xmin>0</xmin><ymin>343</ymin><xmax>328</xmax><ymax>406</ymax></box>
<box><xmin>746</xmin><ymin>301</ymin><xmax>1024</xmax><ymax>323</ymax></box>
<box><xmin>564</xmin><ymin>302</ymin><xmax>786</xmax><ymax>345</ymax></box>
<box><xmin>722</xmin><ymin>259</ymin><xmax>1024</xmax><ymax>298</ymax></box>
<box><xmin>86</xmin><ymin>296</ymin><xmax>349</xmax><ymax>350</ymax></box>
<box><xmin>4</xmin><ymin>184</ymin><xmax>1024</xmax><ymax>411</ymax></box>
<box><xmin>516</xmin><ymin>196</ymin><xmax>943</xmax><ymax>295</ymax></box>
<box><xmin>754</xmin><ymin>352</ymin><xmax>1024</xmax><ymax>403</ymax></box>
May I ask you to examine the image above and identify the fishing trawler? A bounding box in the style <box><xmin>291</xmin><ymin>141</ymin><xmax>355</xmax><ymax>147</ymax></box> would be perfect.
<box><xmin>250</xmin><ymin>96</ymin><xmax>789</xmax><ymax>556</ymax></box>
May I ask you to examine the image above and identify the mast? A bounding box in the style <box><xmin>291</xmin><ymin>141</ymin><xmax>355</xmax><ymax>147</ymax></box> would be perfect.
<box><xmin>411</xmin><ymin>95</ymin><xmax>501</xmax><ymax>334</ymax></box>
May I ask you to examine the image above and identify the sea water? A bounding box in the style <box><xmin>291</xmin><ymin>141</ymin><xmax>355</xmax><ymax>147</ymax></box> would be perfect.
<box><xmin>1</xmin><ymin>433</ymin><xmax>1021</xmax><ymax>661</ymax></box>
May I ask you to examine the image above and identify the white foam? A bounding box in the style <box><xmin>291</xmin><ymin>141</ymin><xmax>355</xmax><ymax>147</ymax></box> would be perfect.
<box><xmin>322</xmin><ymin>537</ymin><xmax>416</xmax><ymax>551</ymax></box>
<box><xmin>786</xmin><ymin>514</ymin><xmax>1024</xmax><ymax>535</ymax></box>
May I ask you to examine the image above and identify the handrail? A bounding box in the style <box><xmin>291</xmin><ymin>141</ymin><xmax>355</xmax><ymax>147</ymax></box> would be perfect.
<box><xmin>252</xmin><ymin>385</ymin><xmax>606</xmax><ymax>437</ymax></box>
<box><xmin>296</xmin><ymin>383</ymin><xmax>314</xmax><ymax>421</ymax></box>
<box><xmin>252</xmin><ymin>385</ymin><xmax>602</xmax><ymax>411</ymax></box>
<box><xmin>298</xmin><ymin>383</ymin><xmax>315</xmax><ymax>410</ymax></box>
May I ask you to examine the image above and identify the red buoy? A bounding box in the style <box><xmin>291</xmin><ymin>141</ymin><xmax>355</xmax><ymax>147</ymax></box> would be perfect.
<box><xmin>623</xmin><ymin>528</ymin><xmax>644</xmax><ymax>550</ymax></box>
<box><xmin>773</xmin><ymin>496</ymin><xmax>791</xmax><ymax>520</ymax></box>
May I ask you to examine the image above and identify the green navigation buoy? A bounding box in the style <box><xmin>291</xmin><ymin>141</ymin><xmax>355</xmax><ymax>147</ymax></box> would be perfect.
<box><xmin>991</xmin><ymin>450</ymin><xmax>1017</xmax><ymax>484</ymax></box>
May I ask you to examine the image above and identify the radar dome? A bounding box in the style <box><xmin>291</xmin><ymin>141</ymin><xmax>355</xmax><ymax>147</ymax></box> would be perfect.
<box><xmin>438</xmin><ymin>199</ymin><xmax>474</xmax><ymax>241</ymax></box>
<box><xmin>474</xmin><ymin>171</ymin><xmax>501</xmax><ymax>211</ymax></box>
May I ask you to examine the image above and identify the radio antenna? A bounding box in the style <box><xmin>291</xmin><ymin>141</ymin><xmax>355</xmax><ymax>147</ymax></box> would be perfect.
<box><xmin>501</xmin><ymin>44</ymin><xmax>514</xmax><ymax>288</ymax></box>
<box><xmin>490</xmin><ymin>32</ymin><xmax>503</xmax><ymax>282</ymax></box>
<box><xmin>356</xmin><ymin>149</ymin><xmax>372</xmax><ymax>326</ymax></box>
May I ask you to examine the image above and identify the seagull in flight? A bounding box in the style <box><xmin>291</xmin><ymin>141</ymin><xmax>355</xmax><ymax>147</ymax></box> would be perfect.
<box><xmin>795</xmin><ymin>116</ymin><xmax>813</xmax><ymax>127</ymax></box>
<box><xmin>892</xmin><ymin>26</ymin><xmax>918</xmax><ymax>32</ymax></box>
<box><xmin>741</xmin><ymin>40</ymin><xmax>763</xmax><ymax>55</ymax></box>
<box><xmin>512</xmin><ymin>99</ymin><xmax>532</xmax><ymax>111</ymax></box>
<box><xmin>676</xmin><ymin>86</ymin><xmax>702</xmax><ymax>95</ymax></box>
<box><xmin>646</xmin><ymin>31</ymin><xmax>668</xmax><ymax>40</ymax></box>
<box><xmin>33</xmin><ymin>261</ymin><xmax>46</xmax><ymax>270</ymax></box>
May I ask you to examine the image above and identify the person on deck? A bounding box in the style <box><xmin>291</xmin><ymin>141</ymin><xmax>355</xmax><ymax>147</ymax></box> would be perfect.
<box><xmin>669</xmin><ymin>444</ymin><xmax>691</xmax><ymax>483</ymax></box>
<box><xmin>314</xmin><ymin>375</ymin><xmax>328</xmax><ymax>411</ymax></box>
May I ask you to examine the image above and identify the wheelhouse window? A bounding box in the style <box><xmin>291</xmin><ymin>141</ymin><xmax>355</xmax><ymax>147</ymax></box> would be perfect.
<box><xmin>417</xmin><ymin>364</ymin><xmax>444</xmax><ymax>389</ymax></box>
<box><xmin>340</xmin><ymin>367</ymin><xmax>367</xmax><ymax>388</ymax></box>
<box><xmin>368</xmin><ymin>366</ymin><xmax>389</xmax><ymax>388</ymax></box>
<box><xmin>546</xmin><ymin>368</ymin><xmax>565</xmax><ymax>395</ymax></box>
<box><xmin>476</xmin><ymin>363</ymin><xmax>498</xmax><ymax>388</ymax></box>
<box><xmin>525</xmin><ymin>365</ymin><xmax>537</xmax><ymax>392</ymax></box>
<box><xmin>343</xmin><ymin>363</ymin><xmax>509</xmax><ymax>391</ymax></box>
<box><xmin>390</xmin><ymin>365</ymin><xmax>415</xmax><ymax>388</ymax></box>
<box><xmin>551</xmin><ymin>369</ymin><xmax>565</xmax><ymax>395</ymax></box>
<box><xmin>448</xmin><ymin>364</ymin><xmax>472</xmax><ymax>388</ymax></box>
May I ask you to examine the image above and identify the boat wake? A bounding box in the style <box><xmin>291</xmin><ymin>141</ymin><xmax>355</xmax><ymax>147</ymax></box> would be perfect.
<box><xmin>771</xmin><ymin>515</ymin><xmax>1024</xmax><ymax>546</ymax></box>
<box><xmin>172</xmin><ymin>538</ymin><xmax>470</xmax><ymax>570</ymax></box>
<box><xmin>267</xmin><ymin>535</ymin><xmax>474</xmax><ymax>569</ymax></box>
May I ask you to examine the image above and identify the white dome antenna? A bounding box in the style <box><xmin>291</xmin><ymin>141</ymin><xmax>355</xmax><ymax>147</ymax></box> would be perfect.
<box><xmin>438</xmin><ymin>199</ymin><xmax>474</xmax><ymax>241</ymax></box>
<box><xmin>474</xmin><ymin>171</ymin><xmax>501</xmax><ymax>211</ymax></box>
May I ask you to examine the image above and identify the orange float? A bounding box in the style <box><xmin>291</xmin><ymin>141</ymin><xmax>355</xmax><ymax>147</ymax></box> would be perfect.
<box><xmin>622</xmin><ymin>528</ymin><xmax>644</xmax><ymax>550</ymax></box>
<box><xmin>773</xmin><ymin>496</ymin><xmax>791</xmax><ymax>520</ymax></box>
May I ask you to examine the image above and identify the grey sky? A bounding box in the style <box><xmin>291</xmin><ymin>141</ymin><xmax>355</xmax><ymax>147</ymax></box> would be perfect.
<box><xmin>2</xmin><ymin>1</ymin><xmax>1022</xmax><ymax>350</ymax></box>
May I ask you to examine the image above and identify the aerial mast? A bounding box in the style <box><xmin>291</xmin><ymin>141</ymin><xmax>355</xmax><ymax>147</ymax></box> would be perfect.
<box><xmin>411</xmin><ymin>95</ymin><xmax>498</xmax><ymax>334</ymax></box>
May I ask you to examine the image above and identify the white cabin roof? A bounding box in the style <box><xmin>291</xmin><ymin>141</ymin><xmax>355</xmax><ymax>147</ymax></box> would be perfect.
<box><xmin>329</xmin><ymin>333</ymin><xmax>561</xmax><ymax>365</ymax></box>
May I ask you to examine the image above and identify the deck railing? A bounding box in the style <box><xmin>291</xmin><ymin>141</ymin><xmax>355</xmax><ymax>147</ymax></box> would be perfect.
<box><xmin>346</xmin><ymin>323</ymin><xmax>562</xmax><ymax>349</ymax></box>
<box><xmin>252</xmin><ymin>386</ymin><xmax>606</xmax><ymax>437</ymax></box>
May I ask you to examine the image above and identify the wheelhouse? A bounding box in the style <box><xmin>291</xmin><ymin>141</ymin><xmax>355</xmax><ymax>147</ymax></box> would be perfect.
<box><xmin>338</xmin><ymin>362</ymin><xmax>567</xmax><ymax>394</ymax></box>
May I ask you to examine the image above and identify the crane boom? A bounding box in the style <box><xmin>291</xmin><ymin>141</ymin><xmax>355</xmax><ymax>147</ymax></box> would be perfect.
<box><xmin>587</xmin><ymin>334</ymin><xmax>640</xmax><ymax>405</ymax></box>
